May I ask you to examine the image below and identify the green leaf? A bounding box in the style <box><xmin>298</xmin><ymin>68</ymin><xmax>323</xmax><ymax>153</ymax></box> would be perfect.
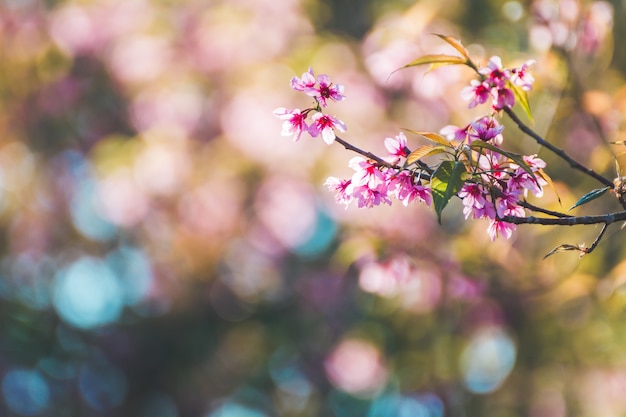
<box><xmin>433</xmin><ymin>34</ymin><xmax>470</xmax><ymax>59</ymax></box>
<box><xmin>508</xmin><ymin>81</ymin><xmax>534</xmax><ymax>123</ymax></box>
<box><xmin>406</xmin><ymin>145</ymin><xmax>448</xmax><ymax>165</ymax></box>
<box><xmin>543</xmin><ymin>244</ymin><xmax>583</xmax><ymax>259</ymax></box>
<box><xmin>469</xmin><ymin>141</ymin><xmax>536</xmax><ymax>180</ymax></box>
<box><xmin>431</xmin><ymin>160</ymin><xmax>467</xmax><ymax>224</ymax></box>
<box><xmin>568</xmin><ymin>186</ymin><xmax>610</xmax><ymax>211</ymax></box>
<box><xmin>394</xmin><ymin>54</ymin><xmax>467</xmax><ymax>75</ymax></box>
<box><xmin>402</xmin><ymin>129</ymin><xmax>454</xmax><ymax>147</ymax></box>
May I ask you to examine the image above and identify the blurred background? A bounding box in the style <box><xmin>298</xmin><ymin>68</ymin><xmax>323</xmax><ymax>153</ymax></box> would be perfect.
<box><xmin>0</xmin><ymin>0</ymin><xmax>625</xmax><ymax>415</ymax></box>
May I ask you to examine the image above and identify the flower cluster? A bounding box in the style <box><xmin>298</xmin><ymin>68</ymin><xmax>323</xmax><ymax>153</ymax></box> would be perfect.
<box><xmin>326</xmin><ymin>132</ymin><xmax>432</xmax><ymax>209</ymax></box>
<box><xmin>276</xmin><ymin>56</ymin><xmax>548</xmax><ymax>241</ymax></box>
<box><xmin>461</xmin><ymin>57</ymin><xmax>535</xmax><ymax>110</ymax></box>
<box><xmin>273</xmin><ymin>68</ymin><xmax>347</xmax><ymax>144</ymax></box>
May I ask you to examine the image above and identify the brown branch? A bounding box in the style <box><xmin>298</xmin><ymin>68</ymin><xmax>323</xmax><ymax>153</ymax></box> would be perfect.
<box><xmin>582</xmin><ymin>223</ymin><xmax>609</xmax><ymax>255</ymax></box>
<box><xmin>503</xmin><ymin>107</ymin><xmax>614</xmax><ymax>188</ymax></box>
<box><xmin>334</xmin><ymin>136</ymin><xmax>399</xmax><ymax>169</ymax></box>
<box><xmin>502</xmin><ymin>211</ymin><xmax>626</xmax><ymax>225</ymax></box>
<box><xmin>518</xmin><ymin>201</ymin><xmax>572</xmax><ymax>218</ymax></box>
<box><xmin>333</xmin><ymin>135</ymin><xmax>432</xmax><ymax>180</ymax></box>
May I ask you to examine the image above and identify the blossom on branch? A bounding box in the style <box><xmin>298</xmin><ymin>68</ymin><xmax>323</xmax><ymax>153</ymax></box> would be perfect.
<box><xmin>309</xmin><ymin>112</ymin><xmax>347</xmax><ymax>145</ymax></box>
<box><xmin>275</xmin><ymin>49</ymin><xmax>563</xmax><ymax>243</ymax></box>
<box><xmin>273</xmin><ymin>107</ymin><xmax>308</xmax><ymax>141</ymax></box>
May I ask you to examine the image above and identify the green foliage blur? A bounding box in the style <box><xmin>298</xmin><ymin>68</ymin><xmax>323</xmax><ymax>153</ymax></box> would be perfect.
<box><xmin>0</xmin><ymin>0</ymin><xmax>625</xmax><ymax>416</ymax></box>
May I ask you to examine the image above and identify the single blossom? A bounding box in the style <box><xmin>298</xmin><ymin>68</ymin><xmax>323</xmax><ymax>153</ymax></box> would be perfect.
<box><xmin>461</xmin><ymin>80</ymin><xmax>492</xmax><ymax>108</ymax></box>
<box><xmin>291</xmin><ymin>67</ymin><xmax>317</xmax><ymax>94</ymax></box>
<box><xmin>459</xmin><ymin>183</ymin><xmax>488</xmax><ymax>213</ymax></box>
<box><xmin>488</xmin><ymin>219</ymin><xmax>516</xmax><ymax>241</ymax></box>
<box><xmin>325</xmin><ymin>177</ymin><xmax>353</xmax><ymax>207</ymax></box>
<box><xmin>469</xmin><ymin>116</ymin><xmax>504</xmax><ymax>144</ymax></box>
<box><xmin>493</xmin><ymin>87</ymin><xmax>515</xmax><ymax>110</ymax></box>
<box><xmin>273</xmin><ymin>107</ymin><xmax>308</xmax><ymax>141</ymax></box>
<box><xmin>313</xmin><ymin>74</ymin><xmax>345</xmax><ymax>107</ymax></box>
<box><xmin>480</xmin><ymin>56</ymin><xmax>510</xmax><ymax>88</ymax></box>
<box><xmin>440</xmin><ymin>124</ymin><xmax>469</xmax><ymax>141</ymax></box>
<box><xmin>384</xmin><ymin>132</ymin><xmax>409</xmax><ymax>161</ymax></box>
<box><xmin>511</xmin><ymin>60</ymin><xmax>536</xmax><ymax>91</ymax></box>
<box><xmin>309</xmin><ymin>112</ymin><xmax>347</xmax><ymax>144</ymax></box>
<box><xmin>348</xmin><ymin>156</ymin><xmax>387</xmax><ymax>190</ymax></box>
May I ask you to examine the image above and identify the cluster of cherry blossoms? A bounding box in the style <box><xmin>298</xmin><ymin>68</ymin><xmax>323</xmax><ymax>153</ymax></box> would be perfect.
<box><xmin>462</xmin><ymin>56</ymin><xmax>535</xmax><ymax>109</ymax></box>
<box><xmin>274</xmin><ymin>54</ymin><xmax>549</xmax><ymax>241</ymax></box>
<box><xmin>273</xmin><ymin>68</ymin><xmax>347</xmax><ymax>144</ymax></box>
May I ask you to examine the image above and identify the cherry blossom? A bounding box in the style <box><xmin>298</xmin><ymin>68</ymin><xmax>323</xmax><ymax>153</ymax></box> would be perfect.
<box><xmin>469</xmin><ymin>116</ymin><xmax>504</xmax><ymax>144</ymax></box>
<box><xmin>273</xmin><ymin>107</ymin><xmax>308</xmax><ymax>141</ymax></box>
<box><xmin>313</xmin><ymin>74</ymin><xmax>345</xmax><ymax>107</ymax></box>
<box><xmin>290</xmin><ymin>67</ymin><xmax>316</xmax><ymax>94</ymax></box>
<box><xmin>461</xmin><ymin>80</ymin><xmax>492</xmax><ymax>108</ymax></box>
<box><xmin>511</xmin><ymin>60</ymin><xmax>536</xmax><ymax>91</ymax></box>
<box><xmin>384</xmin><ymin>132</ymin><xmax>409</xmax><ymax>161</ymax></box>
<box><xmin>325</xmin><ymin>177</ymin><xmax>353</xmax><ymax>207</ymax></box>
<box><xmin>276</xmin><ymin>55</ymin><xmax>548</xmax><ymax>241</ymax></box>
<box><xmin>309</xmin><ymin>112</ymin><xmax>347</xmax><ymax>144</ymax></box>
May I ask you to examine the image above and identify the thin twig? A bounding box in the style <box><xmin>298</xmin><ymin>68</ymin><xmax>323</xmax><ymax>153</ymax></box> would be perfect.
<box><xmin>333</xmin><ymin>136</ymin><xmax>432</xmax><ymax>180</ymax></box>
<box><xmin>503</xmin><ymin>107</ymin><xmax>614</xmax><ymax>188</ymax></box>
<box><xmin>518</xmin><ymin>201</ymin><xmax>572</xmax><ymax>218</ymax></box>
<box><xmin>334</xmin><ymin>136</ymin><xmax>399</xmax><ymax>169</ymax></box>
<box><xmin>582</xmin><ymin>223</ymin><xmax>609</xmax><ymax>254</ymax></box>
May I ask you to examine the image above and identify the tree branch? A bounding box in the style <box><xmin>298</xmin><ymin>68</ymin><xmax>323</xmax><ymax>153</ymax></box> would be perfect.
<box><xmin>502</xmin><ymin>211</ymin><xmax>626</xmax><ymax>225</ymax></box>
<box><xmin>518</xmin><ymin>201</ymin><xmax>572</xmax><ymax>218</ymax></box>
<box><xmin>503</xmin><ymin>107</ymin><xmax>614</xmax><ymax>188</ymax></box>
<box><xmin>333</xmin><ymin>136</ymin><xmax>431</xmax><ymax>180</ymax></box>
<box><xmin>334</xmin><ymin>136</ymin><xmax>399</xmax><ymax>169</ymax></box>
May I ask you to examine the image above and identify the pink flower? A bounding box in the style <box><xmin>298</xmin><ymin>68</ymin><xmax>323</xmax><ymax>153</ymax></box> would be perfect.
<box><xmin>469</xmin><ymin>116</ymin><xmax>504</xmax><ymax>144</ymax></box>
<box><xmin>477</xmin><ymin>152</ymin><xmax>507</xmax><ymax>180</ymax></box>
<box><xmin>273</xmin><ymin>107</ymin><xmax>309</xmax><ymax>141</ymax></box>
<box><xmin>508</xmin><ymin>155</ymin><xmax>547</xmax><ymax>197</ymax></box>
<box><xmin>291</xmin><ymin>67</ymin><xmax>317</xmax><ymax>94</ymax></box>
<box><xmin>388</xmin><ymin>171</ymin><xmax>432</xmax><ymax>206</ymax></box>
<box><xmin>488</xmin><ymin>219</ymin><xmax>516</xmax><ymax>240</ymax></box>
<box><xmin>384</xmin><ymin>132</ymin><xmax>409</xmax><ymax>161</ymax></box>
<box><xmin>440</xmin><ymin>124</ymin><xmax>469</xmax><ymax>141</ymax></box>
<box><xmin>522</xmin><ymin>154</ymin><xmax>547</xmax><ymax>170</ymax></box>
<box><xmin>461</xmin><ymin>80</ymin><xmax>492</xmax><ymax>108</ymax></box>
<box><xmin>308</xmin><ymin>112</ymin><xmax>347</xmax><ymax>144</ymax></box>
<box><xmin>495</xmin><ymin>190</ymin><xmax>523</xmax><ymax>218</ymax></box>
<box><xmin>511</xmin><ymin>60</ymin><xmax>536</xmax><ymax>91</ymax></box>
<box><xmin>348</xmin><ymin>184</ymin><xmax>392</xmax><ymax>208</ymax></box>
<box><xmin>325</xmin><ymin>176</ymin><xmax>353</xmax><ymax>207</ymax></box>
<box><xmin>348</xmin><ymin>156</ymin><xmax>387</xmax><ymax>190</ymax></box>
<box><xmin>459</xmin><ymin>184</ymin><xmax>488</xmax><ymax>218</ymax></box>
<box><xmin>493</xmin><ymin>87</ymin><xmax>515</xmax><ymax>110</ymax></box>
<box><xmin>480</xmin><ymin>56</ymin><xmax>510</xmax><ymax>88</ymax></box>
<box><xmin>313</xmin><ymin>74</ymin><xmax>345</xmax><ymax>107</ymax></box>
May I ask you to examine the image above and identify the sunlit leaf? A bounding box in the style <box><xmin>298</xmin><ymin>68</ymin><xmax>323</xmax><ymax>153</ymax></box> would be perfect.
<box><xmin>394</xmin><ymin>55</ymin><xmax>467</xmax><ymax>75</ymax></box>
<box><xmin>508</xmin><ymin>81</ymin><xmax>534</xmax><ymax>123</ymax></box>
<box><xmin>568</xmin><ymin>186</ymin><xmax>610</xmax><ymax>211</ymax></box>
<box><xmin>433</xmin><ymin>34</ymin><xmax>470</xmax><ymax>59</ymax></box>
<box><xmin>402</xmin><ymin>129</ymin><xmax>454</xmax><ymax>147</ymax></box>
<box><xmin>536</xmin><ymin>168</ymin><xmax>561</xmax><ymax>206</ymax></box>
<box><xmin>543</xmin><ymin>244</ymin><xmax>583</xmax><ymax>259</ymax></box>
<box><xmin>431</xmin><ymin>160</ymin><xmax>467</xmax><ymax>224</ymax></box>
<box><xmin>469</xmin><ymin>141</ymin><xmax>536</xmax><ymax>180</ymax></box>
<box><xmin>406</xmin><ymin>145</ymin><xmax>448</xmax><ymax>165</ymax></box>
